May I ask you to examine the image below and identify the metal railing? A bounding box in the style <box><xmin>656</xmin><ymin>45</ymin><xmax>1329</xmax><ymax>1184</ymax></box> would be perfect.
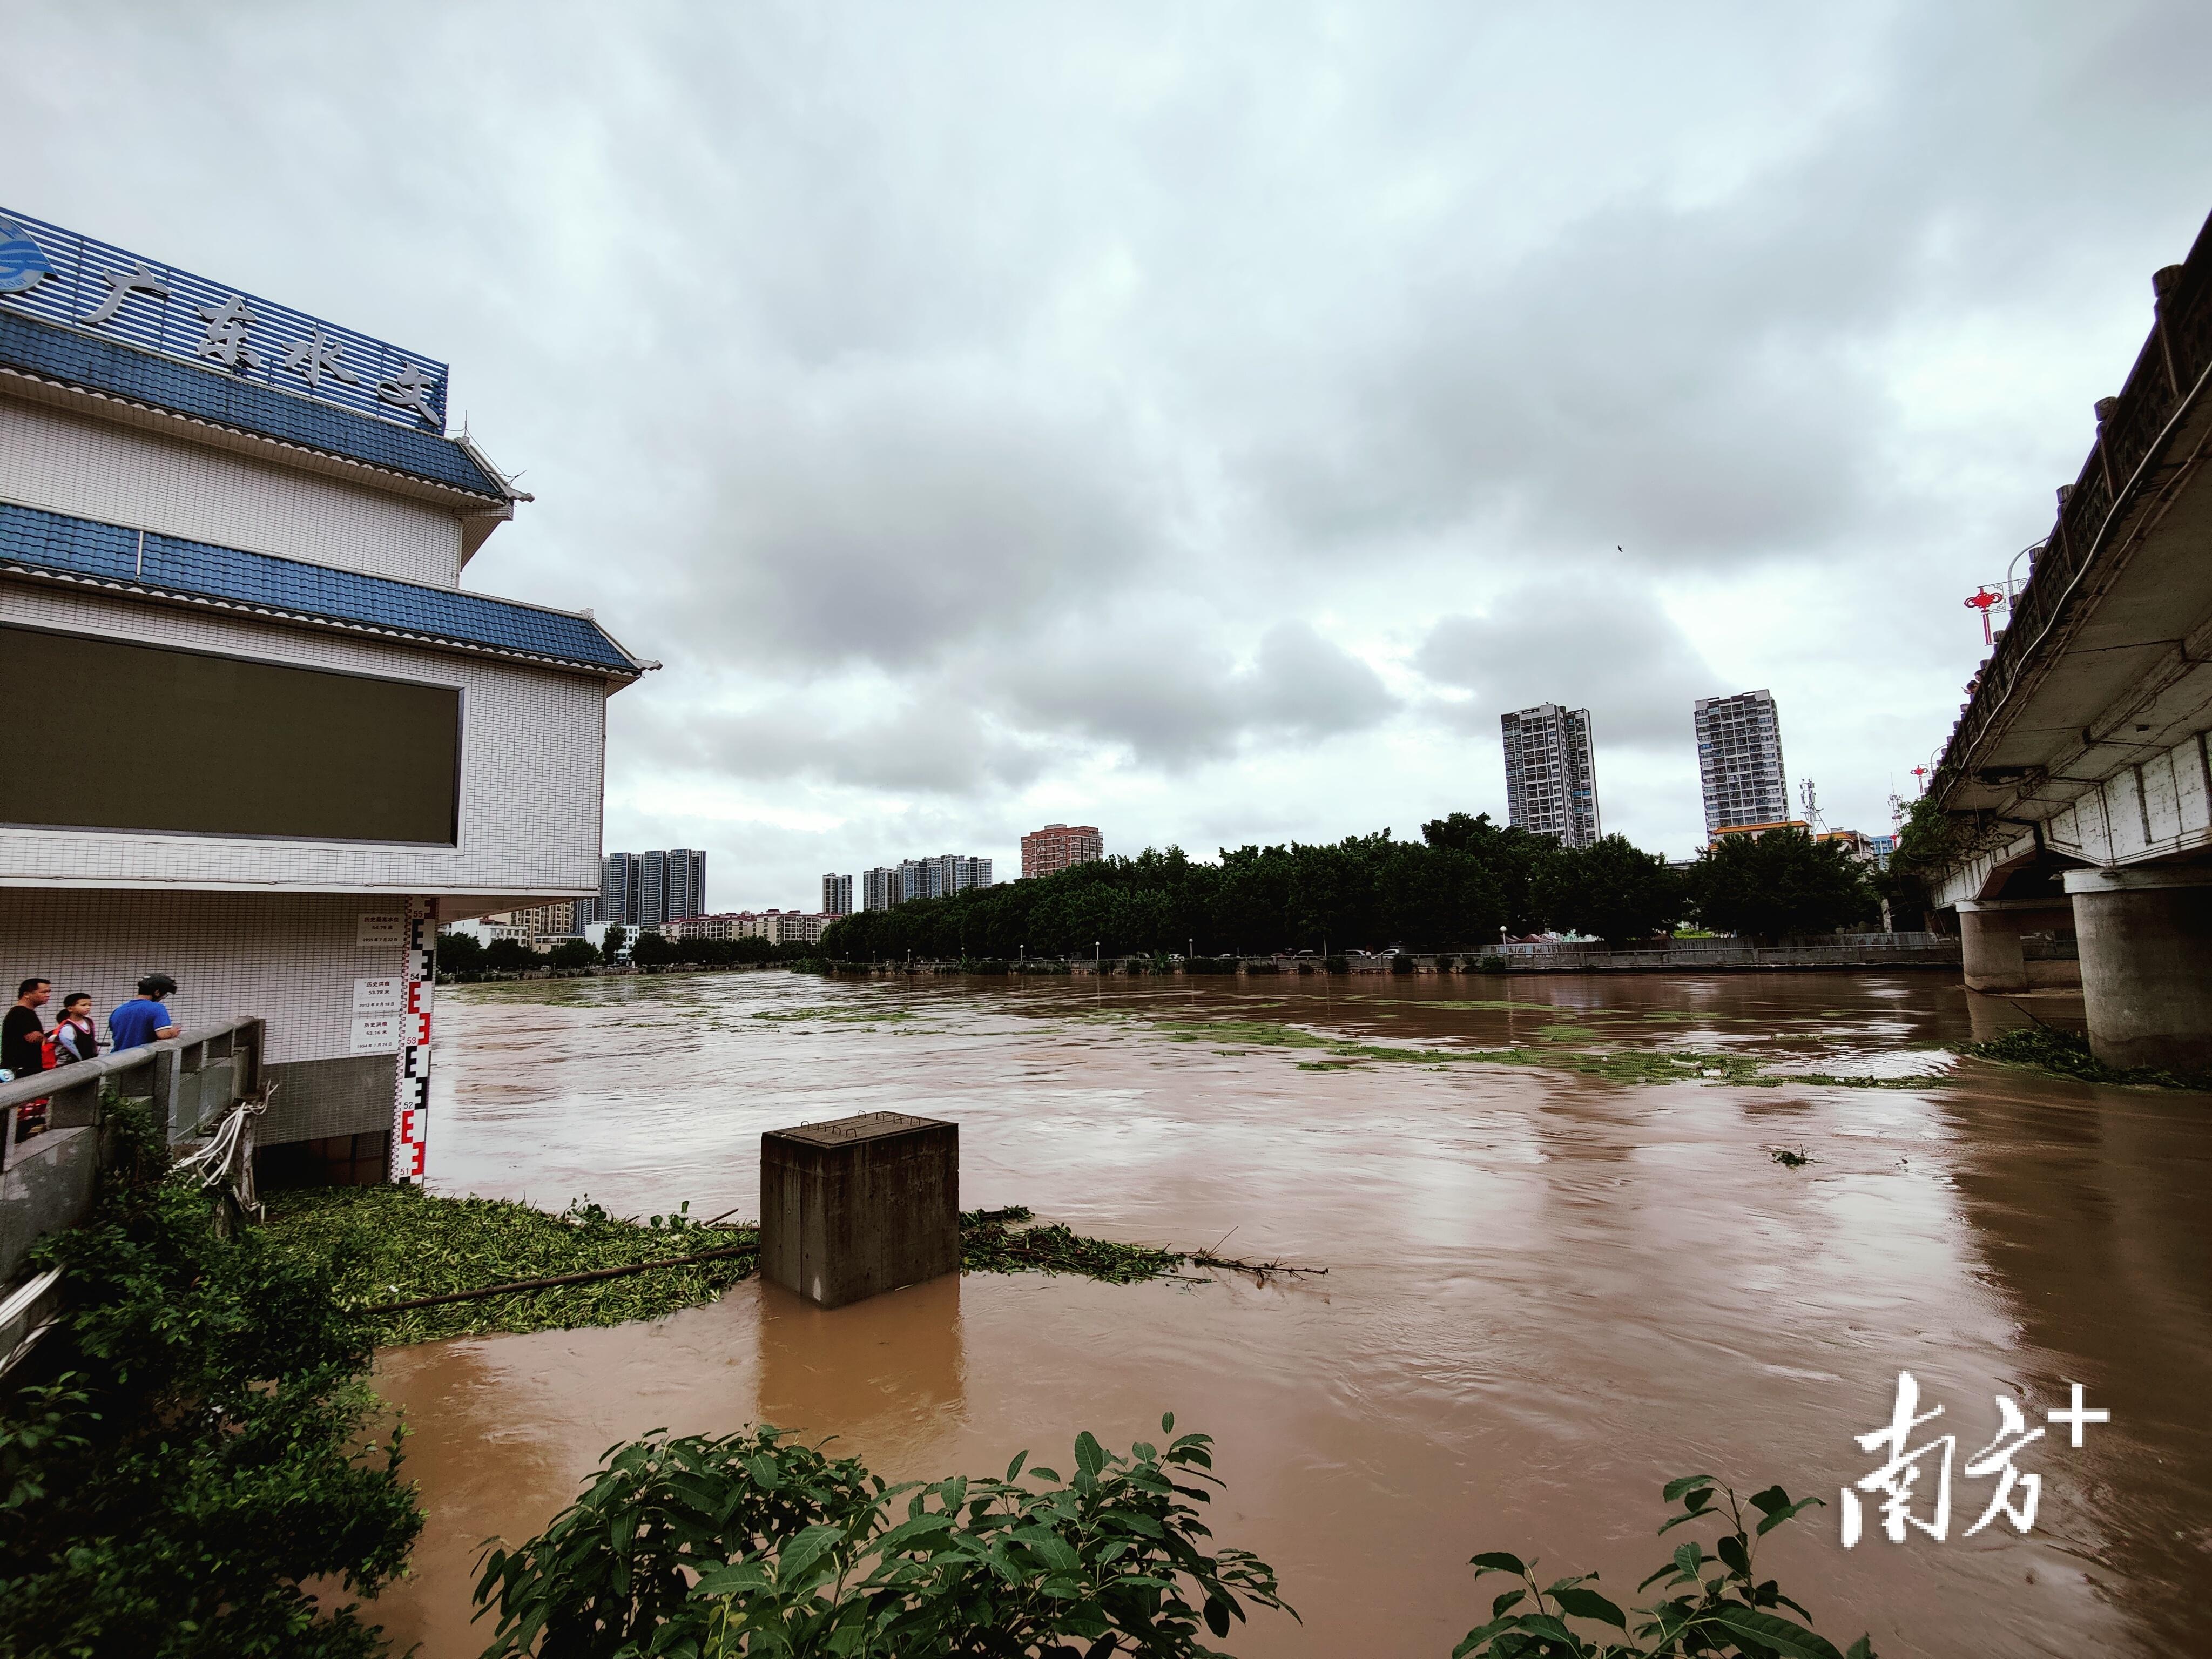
<box><xmin>1937</xmin><ymin>215</ymin><xmax>2212</xmax><ymax>792</ymax></box>
<box><xmin>0</xmin><ymin>1018</ymin><xmax>265</xmax><ymax>1284</ymax></box>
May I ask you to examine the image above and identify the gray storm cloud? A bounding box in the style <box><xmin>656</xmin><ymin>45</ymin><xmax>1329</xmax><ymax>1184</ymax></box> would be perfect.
<box><xmin>1413</xmin><ymin>578</ymin><xmax>1718</xmax><ymax>750</ymax></box>
<box><xmin>13</xmin><ymin>0</ymin><xmax>2210</xmax><ymax>902</ymax></box>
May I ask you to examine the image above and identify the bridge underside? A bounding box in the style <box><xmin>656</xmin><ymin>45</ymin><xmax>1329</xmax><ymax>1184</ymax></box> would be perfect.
<box><xmin>1928</xmin><ymin>213</ymin><xmax>2212</xmax><ymax>1074</ymax></box>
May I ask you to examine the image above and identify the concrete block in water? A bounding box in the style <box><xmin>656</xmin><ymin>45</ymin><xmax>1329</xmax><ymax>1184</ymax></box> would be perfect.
<box><xmin>760</xmin><ymin>1111</ymin><xmax>959</xmax><ymax>1309</ymax></box>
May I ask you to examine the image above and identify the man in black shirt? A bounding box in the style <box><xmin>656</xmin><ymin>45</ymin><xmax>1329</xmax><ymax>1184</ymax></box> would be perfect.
<box><xmin>2</xmin><ymin>977</ymin><xmax>50</xmax><ymax>1081</ymax></box>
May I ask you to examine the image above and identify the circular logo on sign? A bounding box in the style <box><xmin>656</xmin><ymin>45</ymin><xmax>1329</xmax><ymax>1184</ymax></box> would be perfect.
<box><xmin>0</xmin><ymin>217</ymin><xmax>57</xmax><ymax>296</ymax></box>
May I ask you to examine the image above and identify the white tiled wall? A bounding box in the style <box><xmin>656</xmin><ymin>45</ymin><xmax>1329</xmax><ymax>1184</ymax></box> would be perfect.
<box><xmin>0</xmin><ymin>397</ymin><xmax>465</xmax><ymax>586</ymax></box>
<box><xmin>0</xmin><ymin>889</ymin><xmax>400</xmax><ymax>1066</ymax></box>
<box><xmin>0</xmin><ymin>583</ymin><xmax>606</xmax><ymax>896</ymax></box>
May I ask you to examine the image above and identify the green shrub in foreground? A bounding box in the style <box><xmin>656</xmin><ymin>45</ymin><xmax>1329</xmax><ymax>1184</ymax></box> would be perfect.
<box><xmin>473</xmin><ymin>1417</ymin><xmax>1292</xmax><ymax>1658</ymax></box>
<box><xmin>0</xmin><ymin>1102</ymin><xmax>420</xmax><ymax>1658</ymax></box>
<box><xmin>1455</xmin><ymin>1475</ymin><xmax>1871</xmax><ymax>1659</ymax></box>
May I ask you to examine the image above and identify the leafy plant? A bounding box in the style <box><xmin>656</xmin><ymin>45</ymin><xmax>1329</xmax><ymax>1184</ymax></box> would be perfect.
<box><xmin>260</xmin><ymin>1185</ymin><xmax>757</xmax><ymax>1345</ymax></box>
<box><xmin>548</xmin><ymin>938</ymin><xmax>603</xmax><ymax>970</ymax></box>
<box><xmin>1454</xmin><ymin>1476</ymin><xmax>1870</xmax><ymax>1659</ymax></box>
<box><xmin>1959</xmin><ymin>1022</ymin><xmax>2212</xmax><ymax>1092</ymax></box>
<box><xmin>0</xmin><ymin>1099</ymin><xmax>421</xmax><ymax>1658</ymax></box>
<box><xmin>259</xmin><ymin>1191</ymin><xmax>1217</xmax><ymax>1348</ymax></box>
<box><xmin>473</xmin><ymin>1415</ymin><xmax>1293</xmax><ymax>1658</ymax></box>
<box><xmin>436</xmin><ymin>927</ymin><xmax>488</xmax><ymax>973</ymax></box>
<box><xmin>819</xmin><ymin>814</ymin><xmax>1611</xmax><ymax>963</ymax></box>
<box><xmin>1533</xmin><ymin>835</ymin><xmax>1686</xmax><ymax>945</ymax></box>
<box><xmin>1684</xmin><ymin>830</ymin><xmax>1875</xmax><ymax>944</ymax></box>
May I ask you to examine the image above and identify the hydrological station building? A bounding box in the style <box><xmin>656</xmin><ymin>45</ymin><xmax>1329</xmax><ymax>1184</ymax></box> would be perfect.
<box><xmin>0</xmin><ymin>206</ymin><xmax>645</xmax><ymax>1183</ymax></box>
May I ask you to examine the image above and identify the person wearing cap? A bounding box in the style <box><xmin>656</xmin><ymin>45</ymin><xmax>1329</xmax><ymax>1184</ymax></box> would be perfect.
<box><xmin>108</xmin><ymin>974</ymin><xmax>181</xmax><ymax>1053</ymax></box>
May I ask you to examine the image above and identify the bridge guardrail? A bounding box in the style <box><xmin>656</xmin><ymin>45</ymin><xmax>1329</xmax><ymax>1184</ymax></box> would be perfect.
<box><xmin>1939</xmin><ymin>214</ymin><xmax>2212</xmax><ymax>789</ymax></box>
<box><xmin>0</xmin><ymin>1018</ymin><xmax>265</xmax><ymax>1284</ymax></box>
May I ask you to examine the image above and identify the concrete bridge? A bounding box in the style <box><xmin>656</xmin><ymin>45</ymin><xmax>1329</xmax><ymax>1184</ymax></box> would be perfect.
<box><xmin>1928</xmin><ymin>208</ymin><xmax>2212</xmax><ymax>1071</ymax></box>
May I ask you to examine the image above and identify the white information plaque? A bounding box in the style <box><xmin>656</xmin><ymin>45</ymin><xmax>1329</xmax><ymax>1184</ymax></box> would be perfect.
<box><xmin>357</xmin><ymin>913</ymin><xmax>404</xmax><ymax>946</ymax></box>
<box><xmin>349</xmin><ymin>1014</ymin><xmax>401</xmax><ymax>1053</ymax></box>
<box><xmin>353</xmin><ymin>976</ymin><xmax>403</xmax><ymax>1014</ymax></box>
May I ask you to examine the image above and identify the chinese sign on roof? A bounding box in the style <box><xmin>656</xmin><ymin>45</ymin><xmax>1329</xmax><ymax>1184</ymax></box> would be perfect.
<box><xmin>0</xmin><ymin>206</ymin><xmax>448</xmax><ymax>433</ymax></box>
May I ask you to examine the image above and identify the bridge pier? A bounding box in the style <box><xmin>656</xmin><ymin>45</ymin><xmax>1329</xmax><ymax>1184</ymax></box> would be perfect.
<box><xmin>1956</xmin><ymin>898</ymin><xmax>2080</xmax><ymax>993</ymax></box>
<box><xmin>2065</xmin><ymin>868</ymin><xmax>2212</xmax><ymax>1074</ymax></box>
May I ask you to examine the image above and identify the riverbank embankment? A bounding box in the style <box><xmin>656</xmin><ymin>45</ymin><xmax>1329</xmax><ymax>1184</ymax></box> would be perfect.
<box><xmin>827</xmin><ymin>939</ymin><xmax>1963</xmax><ymax>977</ymax></box>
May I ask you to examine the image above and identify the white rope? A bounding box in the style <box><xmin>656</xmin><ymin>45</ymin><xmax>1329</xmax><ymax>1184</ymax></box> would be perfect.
<box><xmin>170</xmin><ymin>1085</ymin><xmax>274</xmax><ymax>1217</ymax></box>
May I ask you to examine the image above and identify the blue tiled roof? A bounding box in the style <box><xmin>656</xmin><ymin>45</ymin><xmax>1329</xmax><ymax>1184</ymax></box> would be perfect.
<box><xmin>0</xmin><ymin>501</ymin><xmax>639</xmax><ymax>675</ymax></box>
<box><xmin>0</xmin><ymin>309</ymin><xmax>505</xmax><ymax>501</ymax></box>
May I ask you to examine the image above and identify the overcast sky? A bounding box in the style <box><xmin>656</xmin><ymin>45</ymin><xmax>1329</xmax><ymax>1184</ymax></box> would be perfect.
<box><xmin>12</xmin><ymin>2</ymin><xmax>2211</xmax><ymax>908</ymax></box>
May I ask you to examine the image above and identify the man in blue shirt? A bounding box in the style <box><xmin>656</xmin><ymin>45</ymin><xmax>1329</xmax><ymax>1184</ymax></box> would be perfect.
<box><xmin>108</xmin><ymin>975</ymin><xmax>180</xmax><ymax>1052</ymax></box>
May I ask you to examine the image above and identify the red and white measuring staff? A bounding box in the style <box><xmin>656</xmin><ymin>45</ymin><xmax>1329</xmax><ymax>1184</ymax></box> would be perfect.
<box><xmin>392</xmin><ymin>897</ymin><xmax>434</xmax><ymax>1181</ymax></box>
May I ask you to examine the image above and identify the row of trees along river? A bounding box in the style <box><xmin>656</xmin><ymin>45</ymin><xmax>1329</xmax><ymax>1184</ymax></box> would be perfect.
<box><xmin>821</xmin><ymin>813</ymin><xmax>1887</xmax><ymax>962</ymax></box>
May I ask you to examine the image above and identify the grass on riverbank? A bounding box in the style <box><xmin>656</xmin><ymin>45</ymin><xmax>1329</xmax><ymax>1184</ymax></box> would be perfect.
<box><xmin>261</xmin><ymin>1191</ymin><xmax>1209</xmax><ymax>1346</ymax></box>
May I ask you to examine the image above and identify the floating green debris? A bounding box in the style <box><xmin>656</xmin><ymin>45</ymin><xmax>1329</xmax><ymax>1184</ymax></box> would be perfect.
<box><xmin>1957</xmin><ymin>1024</ymin><xmax>2212</xmax><ymax>1091</ymax></box>
<box><xmin>1124</xmin><ymin>1013</ymin><xmax>1946</xmax><ymax>1090</ymax></box>
<box><xmin>262</xmin><ymin>1188</ymin><xmax>755</xmax><ymax>1347</ymax></box>
<box><xmin>1769</xmin><ymin>1147</ymin><xmax>1812</xmax><ymax>1168</ymax></box>
<box><xmin>1158</xmin><ymin>1019</ymin><xmax>1337</xmax><ymax>1049</ymax></box>
<box><xmin>752</xmin><ymin>1006</ymin><xmax>917</xmax><ymax>1023</ymax></box>
<box><xmin>958</xmin><ymin>1209</ymin><xmax>1185</xmax><ymax>1283</ymax></box>
<box><xmin>260</xmin><ymin>1191</ymin><xmax>1225</xmax><ymax>1348</ymax></box>
<box><xmin>1765</xmin><ymin>1069</ymin><xmax>1947</xmax><ymax>1090</ymax></box>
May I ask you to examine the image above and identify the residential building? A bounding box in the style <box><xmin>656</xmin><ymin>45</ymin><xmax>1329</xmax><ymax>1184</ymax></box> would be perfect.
<box><xmin>860</xmin><ymin>857</ymin><xmax>990</xmax><ymax>906</ymax></box>
<box><xmin>923</xmin><ymin>854</ymin><xmax>990</xmax><ymax>897</ymax></box>
<box><xmin>752</xmin><ymin>910</ymin><xmax>830</xmax><ymax>945</ymax></box>
<box><xmin>1694</xmin><ymin>691</ymin><xmax>1791</xmax><ymax>837</ymax></box>
<box><xmin>1021</xmin><ymin>824</ymin><xmax>1104</xmax><ymax>879</ymax></box>
<box><xmin>443</xmin><ymin>916</ymin><xmax>535</xmax><ymax>949</ymax></box>
<box><xmin>663</xmin><ymin>847</ymin><xmax>706</xmax><ymax>922</ymax></box>
<box><xmin>1710</xmin><ymin>819</ymin><xmax>1812</xmax><ymax>843</ymax></box>
<box><xmin>667</xmin><ymin>912</ymin><xmax>741</xmax><ymax>942</ymax></box>
<box><xmin>599</xmin><ymin>852</ymin><xmax>635</xmax><ymax>925</ymax></box>
<box><xmin>666</xmin><ymin>909</ymin><xmax>831</xmax><ymax>945</ymax></box>
<box><xmin>1500</xmin><ymin>704</ymin><xmax>1601</xmax><ymax>848</ymax></box>
<box><xmin>599</xmin><ymin>847</ymin><xmax>706</xmax><ymax>926</ymax></box>
<box><xmin>0</xmin><ymin>204</ymin><xmax>646</xmax><ymax>1183</ymax></box>
<box><xmin>1818</xmin><ymin>828</ymin><xmax>1893</xmax><ymax>870</ymax></box>
<box><xmin>509</xmin><ymin>902</ymin><xmax>584</xmax><ymax>944</ymax></box>
<box><xmin>822</xmin><ymin>872</ymin><xmax>854</xmax><ymax>916</ymax></box>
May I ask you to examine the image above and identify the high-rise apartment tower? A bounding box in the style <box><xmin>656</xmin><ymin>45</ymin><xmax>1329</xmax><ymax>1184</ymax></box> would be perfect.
<box><xmin>901</xmin><ymin>854</ymin><xmax>991</xmax><ymax>900</ymax></box>
<box><xmin>600</xmin><ymin>852</ymin><xmax>635</xmax><ymax>925</ymax></box>
<box><xmin>599</xmin><ymin>848</ymin><xmax>706</xmax><ymax>926</ymax></box>
<box><xmin>1694</xmin><ymin>691</ymin><xmax>1790</xmax><ymax>837</ymax></box>
<box><xmin>822</xmin><ymin>872</ymin><xmax>854</xmax><ymax>916</ymax></box>
<box><xmin>1021</xmin><ymin>824</ymin><xmax>1104</xmax><ymax>879</ymax></box>
<box><xmin>1500</xmin><ymin>704</ymin><xmax>1601</xmax><ymax>848</ymax></box>
<box><xmin>662</xmin><ymin>848</ymin><xmax>706</xmax><ymax>922</ymax></box>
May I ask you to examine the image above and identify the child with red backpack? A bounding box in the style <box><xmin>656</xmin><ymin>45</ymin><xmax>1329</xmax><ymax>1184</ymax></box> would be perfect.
<box><xmin>44</xmin><ymin>993</ymin><xmax>98</xmax><ymax>1069</ymax></box>
<box><xmin>17</xmin><ymin>994</ymin><xmax>99</xmax><ymax>1139</ymax></box>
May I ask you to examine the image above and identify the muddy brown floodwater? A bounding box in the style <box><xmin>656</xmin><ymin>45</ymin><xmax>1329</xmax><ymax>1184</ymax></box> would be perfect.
<box><xmin>362</xmin><ymin>971</ymin><xmax>2211</xmax><ymax>1658</ymax></box>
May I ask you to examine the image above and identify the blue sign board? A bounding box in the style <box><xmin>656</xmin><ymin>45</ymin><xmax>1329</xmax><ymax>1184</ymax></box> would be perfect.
<box><xmin>0</xmin><ymin>206</ymin><xmax>448</xmax><ymax>433</ymax></box>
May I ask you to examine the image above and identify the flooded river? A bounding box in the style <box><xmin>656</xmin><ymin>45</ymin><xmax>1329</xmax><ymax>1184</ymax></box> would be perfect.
<box><xmin>365</xmin><ymin>970</ymin><xmax>2210</xmax><ymax>1657</ymax></box>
